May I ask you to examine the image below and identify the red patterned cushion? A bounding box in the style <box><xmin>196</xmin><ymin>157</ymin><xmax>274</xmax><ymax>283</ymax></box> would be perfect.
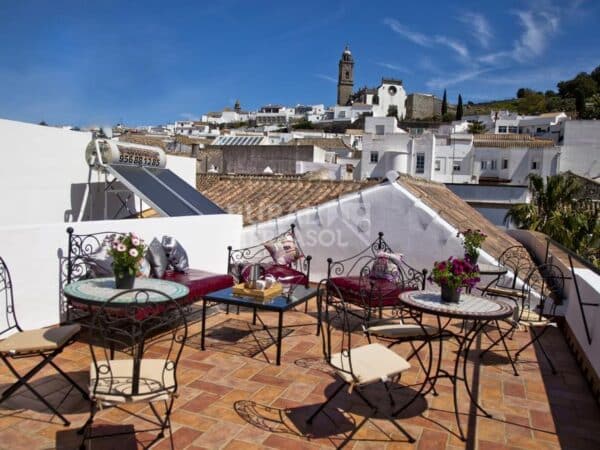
<box><xmin>263</xmin><ymin>233</ymin><xmax>302</xmax><ymax>265</ymax></box>
<box><xmin>330</xmin><ymin>276</ymin><xmax>416</xmax><ymax>308</ymax></box>
<box><xmin>162</xmin><ymin>269</ymin><xmax>234</xmax><ymax>304</ymax></box>
<box><xmin>240</xmin><ymin>263</ymin><xmax>308</xmax><ymax>286</ymax></box>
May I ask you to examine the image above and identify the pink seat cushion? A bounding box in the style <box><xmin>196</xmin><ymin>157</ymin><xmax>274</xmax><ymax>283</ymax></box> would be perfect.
<box><xmin>162</xmin><ymin>269</ymin><xmax>234</xmax><ymax>304</ymax></box>
<box><xmin>330</xmin><ymin>276</ymin><xmax>416</xmax><ymax>308</ymax></box>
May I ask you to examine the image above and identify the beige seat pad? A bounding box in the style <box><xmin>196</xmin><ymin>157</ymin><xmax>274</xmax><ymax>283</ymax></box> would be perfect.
<box><xmin>90</xmin><ymin>359</ymin><xmax>175</xmax><ymax>405</ymax></box>
<box><xmin>331</xmin><ymin>343</ymin><xmax>410</xmax><ymax>386</ymax></box>
<box><xmin>485</xmin><ymin>286</ymin><xmax>526</xmax><ymax>299</ymax></box>
<box><xmin>0</xmin><ymin>324</ymin><xmax>80</xmax><ymax>354</ymax></box>
<box><xmin>367</xmin><ymin>322</ymin><xmax>439</xmax><ymax>338</ymax></box>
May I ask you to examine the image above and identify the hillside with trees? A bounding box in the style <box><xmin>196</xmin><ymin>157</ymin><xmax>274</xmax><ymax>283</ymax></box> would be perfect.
<box><xmin>463</xmin><ymin>65</ymin><xmax>600</xmax><ymax>118</ymax></box>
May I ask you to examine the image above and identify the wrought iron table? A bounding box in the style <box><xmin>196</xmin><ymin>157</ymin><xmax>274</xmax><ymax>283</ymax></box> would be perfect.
<box><xmin>63</xmin><ymin>277</ymin><xmax>190</xmax><ymax>307</ymax></box>
<box><xmin>202</xmin><ymin>285</ymin><xmax>317</xmax><ymax>365</ymax></box>
<box><xmin>398</xmin><ymin>290</ymin><xmax>514</xmax><ymax>441</ymax></box>
<box><xmin>477</xmin><ymin>263</ymin><xmax>509</xmax><ymax>292</ymax></box>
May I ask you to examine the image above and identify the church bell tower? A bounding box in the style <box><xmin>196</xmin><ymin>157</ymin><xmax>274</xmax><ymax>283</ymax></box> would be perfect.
<box><xmin>337</xmin><ymin>45</ymin><xmax>354</xmax><ymax>105</ymax></box>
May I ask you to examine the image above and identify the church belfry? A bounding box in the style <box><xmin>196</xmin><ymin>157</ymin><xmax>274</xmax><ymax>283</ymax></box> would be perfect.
<box><xmin>337</xmin><ymin>45</ymin><xmax>354</xmax><ymax>105</ymax></box>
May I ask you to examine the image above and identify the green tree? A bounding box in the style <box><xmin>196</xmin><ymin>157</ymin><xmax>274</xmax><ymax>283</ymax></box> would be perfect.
<box><xmin>292</xmin><ymin>119</ymin><xmax>314</xmax><ymax>129</ymax></box>
<box><xmin>517</xmin><ymin>88</ymin><xmax>536</xmax><ymax>98</ymax></box>
<box><xmin>587</xmin><ymin>93</ymin><xmax>600</xmax><ymax>119</ymax></box>
<box><xmin>456</xmin><ymin>94</ymin><xmax>463</xmax><ymax>120</ymax></box>
<box><xmin>467</xmin><ymin>120</ymin><xmax>486</xmax><ymax>134</ymax></box>
<box><xmin>575</xmin><ymin>89</ymin><xmax>586</xmax><ymax>118</ymax></box>
<box><xmin>441</xmin><ymin>89</ymin><xmax>448</xmax><ymax>116</ymax></box>
<box><xmin>517</xmin><ymin>92</ymin><xmax>547</xmax><ymax>115</ymax></box>
<box><xmin>591</xmin><ymin>65</ymin><xmax>600</xmax><ymax>87</ymax></box>
<box><xmin>505</xmin><ymin>174</ymin><xmax>600</xmax><ymax>267</ymax></box>
<box><xmin>558</xmin><ymin>72</ymin><xmax>597</xmax><ymax>98</ymax></box>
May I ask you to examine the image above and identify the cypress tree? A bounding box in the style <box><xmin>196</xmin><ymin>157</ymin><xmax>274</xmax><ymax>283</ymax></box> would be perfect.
<box><xmin>456</xmin><ymin>94</ymin><xmax>463</xmax><ymax>120</ymax></box>
<box><xmin>441</xmin><ymin>89</ymin><xmax>448</xmax><ymax>116</ymax></box>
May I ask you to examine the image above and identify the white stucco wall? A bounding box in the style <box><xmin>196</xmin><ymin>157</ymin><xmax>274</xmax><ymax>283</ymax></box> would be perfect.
<box><xmin>0</xmin><ymin>214</ymin><xmax>242</xmax><ymax>330</ymax></box>
<box><xmin>240</xmin><ymin>180</ymin><xmax>496</xmax><ymax>282</ymax></box>
<box><xmin>560</xmin><ymin>120</ymin><xmax>600</xmax><ymax>179</ymax></box>
<box><xmin>0</xmin><ymin>118</ymin><xmax>200</xmax><ymax>225</ymax></box>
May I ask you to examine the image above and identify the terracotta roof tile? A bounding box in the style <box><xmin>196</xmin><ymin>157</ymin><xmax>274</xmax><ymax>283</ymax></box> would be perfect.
<box><xmin>196</xmin><ymin>174</ymin><xmax>377</xmax><ymax>226</ymax></box>
<box><xmin>473</xmin><ymin>133</ymin><xmax>555</xmax><ymax>149</ymax></box>
<box><xmin>287</xmin><ymin>138</ymin><xmax>353</xmax><ymax>151</ymax></box>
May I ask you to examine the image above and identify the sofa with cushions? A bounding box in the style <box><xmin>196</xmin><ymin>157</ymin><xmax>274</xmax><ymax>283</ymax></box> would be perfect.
<box><xmin>63</xmin><ymin>227</ymin><xmax>233</xmax><ymax>319</ymax></box>
<box><xmin>227</xmin><ymin>224</ymin><xmax>311</xmax><ymax>288</ymax></box>
<box><xmin>324</xmin><ymin>232</ymin><xmax>427</xmax><ymax>321</ymax></box>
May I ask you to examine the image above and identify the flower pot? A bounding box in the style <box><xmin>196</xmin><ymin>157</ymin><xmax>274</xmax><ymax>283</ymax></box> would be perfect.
<box><xmin>441</xmin><ymin>284</ymin><xmax>461</xmax><ymax>303</ymax></box>
<box><xmin>115</xmin><ymin>271</ymin><xmax>135</xmax><ymax>289</ymax></box>
<box><xmin>466</xmin><ymin>252</ymin><xmax>479</xmax><ymax>265</ymax></box>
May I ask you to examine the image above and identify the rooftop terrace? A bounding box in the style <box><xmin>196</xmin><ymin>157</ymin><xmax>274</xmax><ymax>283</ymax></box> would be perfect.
<box><xmin>1</xmin><ymin>299</ymin><xmax>598</xmax><ymax>449</ymax></box>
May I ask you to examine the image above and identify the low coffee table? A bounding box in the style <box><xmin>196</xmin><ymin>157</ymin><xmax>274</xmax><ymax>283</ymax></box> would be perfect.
<box><xmin>201</xmin><ymin>285</ymin><xmax>317</xmax><ymax>365</ymax></box>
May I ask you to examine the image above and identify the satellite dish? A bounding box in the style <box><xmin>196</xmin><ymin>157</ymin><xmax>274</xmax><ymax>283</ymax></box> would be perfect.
<box><xmin>101</xmin><ymin>126</ymin><xmax>113</xmax><ymax>139</ymax></box>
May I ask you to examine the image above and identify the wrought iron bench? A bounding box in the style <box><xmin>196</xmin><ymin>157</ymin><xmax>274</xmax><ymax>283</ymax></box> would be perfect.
<box><xmin>63</xmin><ymin>227</ymin><xmax>233</xmax><ymax>321</ymax></box>
<box><xmin>324</xmin><ymin>232</ymin><xmax>427</xmax><ymax>322</ymax></box>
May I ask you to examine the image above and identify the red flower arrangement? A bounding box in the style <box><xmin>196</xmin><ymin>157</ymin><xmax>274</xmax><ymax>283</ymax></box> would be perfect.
<box><xmin>429</xmin><ymin>256</ymin><xmax>481</xmax><ymax>292</ymax></box>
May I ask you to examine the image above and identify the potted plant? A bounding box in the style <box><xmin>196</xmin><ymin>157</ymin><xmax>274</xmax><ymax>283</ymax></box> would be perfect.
<box><xmin>106</xmin><ymin>233</ymin><xmax>147</xmax><ymax>289</ymax></box>
<box><xmin>429</xmin><ymin>257</ymin><xmax>480</xmax><ymax>302</ymax></box>
<box><xmin>457</xmin><ymin>229</ymin><xmax>487</xmax><ymax>264</ymax></box>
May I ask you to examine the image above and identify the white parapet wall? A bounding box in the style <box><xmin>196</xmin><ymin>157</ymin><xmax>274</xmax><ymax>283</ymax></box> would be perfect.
<box><xmin>0</xmin><ymin>214</ymin><xmax>242</xmax><ymax>330</ymax></box>
<box><xmin>240</xmin><ymin>180</ymin><xmax>497</xmax><ymax>282</ymax></box>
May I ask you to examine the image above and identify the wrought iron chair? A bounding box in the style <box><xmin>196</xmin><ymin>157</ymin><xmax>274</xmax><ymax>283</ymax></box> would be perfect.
<box><xmin>77</xmin><ymin>288</ymin><xmax>189</xmax><ymax>449</ymax></box>
<box><xmin>325</xmin><ymin>232</ymin><xmax>427</xmax><ymax>323</ymax></box>
<box><xmin>513</xmin><ymin>263</ymin><xmax>566</xmax><ymax>374</ymax></box>
<box><xmin>227</xmin><ymin>224</ymin><xmax>312</xmax><ymax>313</ymax></box>
<box><xmin>478</xmin><ymin>245</ymin><xmax>535</xmax><ymax>302</ymax></box>
<box><xmin>307</xmin><ymin>280</ymin><xmax>426</xmax><ymax>447</ymax></box>
<box><xmin>0</xmin><ymin>256</ymin><xmax>87</xmax><ymax>426</ymax></box>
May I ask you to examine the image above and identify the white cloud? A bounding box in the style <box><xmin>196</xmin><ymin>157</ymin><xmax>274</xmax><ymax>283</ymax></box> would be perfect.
<box><xmin>376</xmin><ymin>62</ymin><xmax>412</xmax><ymax>73</ymax></box>
<box><xmin>315</xmin><ymin>73</ymin><xmax>337</xmax><ymax>84</ymax></box>
<box><xmin>384</xmin><ymin>18</ymin><xmax>468</xmax><ymax>58</ymax></box>
<box><xmin>459</xmin><ymin>12</ymin><xmax>493</xmax><ymax>48</ymax></box>
<box><xmin>426</xmin><ymin>68</ymin><xmax>492</xmax><ymax>89</ymax></box>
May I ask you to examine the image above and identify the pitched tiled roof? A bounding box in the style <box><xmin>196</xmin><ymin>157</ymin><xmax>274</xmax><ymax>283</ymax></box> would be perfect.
<box><xmin>396</xmin><ymin>175</ymin><xmax>529</xmax><ymax>262</ymax></box>
<box><xmin>119</xmin><ymin>134</ymin><xmax>169</xmax><ymax>150</ymax></box>
<box><xmin>287</xmin><ymin>138</ymin><xmax>353</xmax><ymax>151</ymax></box>
<box><xmin>473</xmin><ymin>133</ymin><xmax>555</xmax><ymax>149</ymax></box>
<box><xmin>196</xmin><ymin>174</ymin><xmax>378</xmax><ymax>225</ymax></box>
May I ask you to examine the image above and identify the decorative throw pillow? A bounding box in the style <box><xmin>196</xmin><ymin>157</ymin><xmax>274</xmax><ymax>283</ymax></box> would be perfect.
<box><xmin>264</xmin><ymin>233</ymin><xmax>302</xmax><ymax>265</ymax></box>
<box><xmin>161</xmin><ymin>236</ymin><xmax>189</xmax><ymax>273</ymax></box>
<box><xmin>146</xmin><ymin>237</ymin><xmax>169</xmax><ymax>278</ymax></box>
<box><xmin>84</xmin><ymin>244</ymin><xmax>113</xmax><ymax>278</ymax></box>
<box><xmin>137</xmin><ymin>258</ymin><xmax>151</xmax><ymax>278</ymax></box>
<box><xmin>370</xmin><ymin>252</ymin><xmax>404</xmax><ymax>280</ymax></box>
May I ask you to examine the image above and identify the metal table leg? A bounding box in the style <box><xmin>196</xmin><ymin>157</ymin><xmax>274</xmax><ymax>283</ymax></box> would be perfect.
<box><xmin>276</xmin><ymin>311</ymin><xmax>283</xmax><ymax>365</ymax></box>
<box><xmin>201</xmin><ymin>298</ymin><xmax>207</xmax><ymax>351</ymax></box>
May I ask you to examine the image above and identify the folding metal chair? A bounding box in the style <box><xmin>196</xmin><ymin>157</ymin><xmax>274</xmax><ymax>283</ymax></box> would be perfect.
<box><xmin>0</xmin><ymin>257</ymin><xmax>87</xmax><ymax>426</ymax></box>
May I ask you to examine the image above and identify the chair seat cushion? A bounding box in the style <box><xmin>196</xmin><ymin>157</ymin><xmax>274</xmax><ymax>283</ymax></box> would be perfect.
<box><xmin>263</xmin><ymin>264</ymin><xmax>308</xmax><ymax>286</ymax></box>
<box><xmin>90</xmin><ymin>359</ymin><xmax>175</xmax><ymax>405</ymax></box>
<box><xmin>366</xmin><ymin>321</ymin><xmax>439</xmax><ymax>338</ymax></box>
<box><xmin>162</xmin><ymin>269</ymin><xmax>234</xmax><ymax>304</ymax></box>
<box><xmin>331</xmin><ymin>343</ymin><xmax>410</xmax><ymax>386</ymax></box>
<box><xmin>0</xmin><ymin>324</ymin><xmax>80</xmax><ymax>355</ymax></box>
<box><xmin>484</xmin><ymin>286</ymin><xmax>526</xmax><ymax>299</ymax></box>
<box><xmin>331</xmin><ymin>276</ymin><xmax>416</xmax><ymax>308</ymax></box>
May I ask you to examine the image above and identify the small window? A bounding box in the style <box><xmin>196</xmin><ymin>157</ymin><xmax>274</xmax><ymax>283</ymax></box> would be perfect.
<box><xmin>453</xmin><ymin>161</ymin><xmax>461</xmax><ymax>172</ymax></box>
<box><xmin>370</xmin><ymin>152</ymin><xmax>379</xmax><ymax>163</ymax></box>
<box><xmin>480</xmin><ymin>161</ymin><xmax>488</xmax><ymax>169</ymax></box>
<box><xmin>338</xmin><ymin>111</ymin><xmax>346</xmax><ymax>118</ymax></box>
<box><xmin>434</xmin><ymin>159</ymin><xmax>441</xmax><ymax>171</ymax></box>
<box><xmin>375</xmin><ymin>125</ymin><xmax>385</xmax><ymax>135</ymax></box>
<box><xmin>416</xmin><ymin>153</ymin><xmax>425</xmax><ymax>174</ymax></box>
<box><xmin>502</xmin><ymin>159</ymin><xmax>508</xmax><ymax>169</ymax></box>
<box><xmin>531</xmin><ymin>160</ymin><xmax>538</xmax><ymax>170</ymax></box>
<box><xmin>508</xmin><ymin>126</ymin><xmax>518</xmax><ymax>133</ymax></box>
<box><xmin>498</xmin><ymin>126</ymin><xmax>507</xmax><ymax>133</ymax></box>
<box><xmin>491</xmin><ymin>160</ymin><xmax>497</xmax><ymax>170</ymax></box>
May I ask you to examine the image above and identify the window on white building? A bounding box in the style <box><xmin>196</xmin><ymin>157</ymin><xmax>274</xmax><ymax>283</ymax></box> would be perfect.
<box><xmin>375</xmin><ymin>125</ymin><xmax>385</xmax><ymax>135</ymax></box>
<box><xmin>508</xmin><ymin>126</ymin><xmax>518</xmax><ymax>133</ymax></box>
<box><xmin>491</xmin><ymin>160</ymin><xmax>497</xmax><ymax>170</ymax></box>
<box><xmin>498</xmin><ymin>126</ymin><xmax>507</xmax><ymax>133</ymax></box>
<box><xmin>339</xmin><ymin>111</ymin><xmax>346</xmax><ymax>119</ymax></box>
<box><xmin>416</xmin><ymin>153</ymin><xmax>425</xmax><ymax>174</ymax></box>
<box><xmin>531</xmin><ymin>160</ymin><xmax>539</xmax><ymax>170</ymax></box>
<box><xmin>453</xmin><ymin>161</ymin><xmax>461</xmax><ymax>172</ymax></box>
<box><xmin>481</xmin><ymin>161</ymin><xmax>488</xmax><ymax>169</ymax></box>
<box><xmin>502</xmin><ymin>159</ymin><xmax>508</xmax><ymax>169</ymax></box>
<box><xmin>370</xmin><ymin>152</ymin><xmax>379</xmax><ymax>163</ymax></box>
<box><xmin>434</xmin><ymin>159</ymin><xmax>441</xmax><ymax>171</ymax></box>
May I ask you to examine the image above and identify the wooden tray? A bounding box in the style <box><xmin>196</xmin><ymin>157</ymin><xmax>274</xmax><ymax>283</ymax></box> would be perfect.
<box><xmin>232</xmin><ymin>282</ymin><xmax>283</xmax><ymax>299</ymax></box>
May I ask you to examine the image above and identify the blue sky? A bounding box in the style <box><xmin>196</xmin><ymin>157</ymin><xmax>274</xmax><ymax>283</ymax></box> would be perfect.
<box><xmin>0</xmin><ymin>0</ymin><xmax>598</xmax><ymax>126</ymax></box>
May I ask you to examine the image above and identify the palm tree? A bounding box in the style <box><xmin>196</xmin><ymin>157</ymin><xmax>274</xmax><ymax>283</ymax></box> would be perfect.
<box><xmin>505</xmin><ymin>173</ymin><xmax>600</xmax><ymax>267</ymax></box>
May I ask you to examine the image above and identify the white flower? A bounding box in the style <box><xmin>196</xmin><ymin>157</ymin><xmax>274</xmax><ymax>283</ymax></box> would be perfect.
<box><xmin>117</xmin><ymin>244</ymin><xmax>127</xmax><ymax>252</ymax></box>
<box><xmin>131</xmin><ymin>238</ymin><xmax>140</xmax><ymax>246</ymax></box>
<box><xmin>129</xmin><ymin>248</ymin><xmax>139</xmax><ymax>258</ymax></box>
